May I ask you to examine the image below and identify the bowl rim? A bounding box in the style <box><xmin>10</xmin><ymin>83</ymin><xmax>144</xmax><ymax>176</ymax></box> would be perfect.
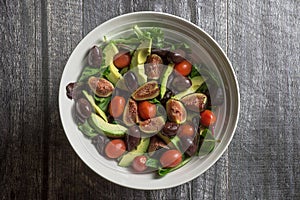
<box><xmin>59</xmin><ymin>11</ymin><xmax>240</xmax><ymax>190</ymax></box>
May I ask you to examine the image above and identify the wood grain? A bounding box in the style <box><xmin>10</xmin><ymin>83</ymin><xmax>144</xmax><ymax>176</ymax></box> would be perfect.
<box><xmin>227</xmin><ymin>0</ymin><xmax>300</xmax><ymax>199</ymax></box>
<box><xmin>1</xmin><ymin>0</ymin><xmax>299</xmax><ymax>199</ymax></box>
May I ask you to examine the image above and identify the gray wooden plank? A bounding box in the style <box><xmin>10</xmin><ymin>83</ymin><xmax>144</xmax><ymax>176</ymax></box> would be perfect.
<box><xmin>43</xmin><ymin>0</ymin><xmax>87</xmax><ymax>199</ymax></box>
<box><xmin>227</xmin><ymin>0</ymin><xmax>300</xmax><ymax>199</ymax></box>
<box><xmin>0</xmin><ymin>0</ymin><xmax>44</xmax><ymax>199</ymax></box>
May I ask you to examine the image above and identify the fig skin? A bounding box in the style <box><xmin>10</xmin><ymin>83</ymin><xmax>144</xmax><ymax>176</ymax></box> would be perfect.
<box><xmin>132</xmin><ymin>81</ymin><xmax>160</xmax><ymax>101</ymax></box>
<box><xmin>181</xmin><ymin>93</ymin><xmax>207</xmax><ymax>112</ymax></box>
<box><xmin>88</xmin><ymin>76</ymin><xmax>114</xmax><ymax>97</ymax></box>
<box><xmin>123</xmin><ymin>98</ymin><xmax>139</xmax><ymax>126</ymax></box>
<box><xmin>145</xmin><ymin>54</ymin><xmax>164</xmax><ymax>80</ymax></box>
<box><xmin>139</xmin><ymin>116</ymin><xmax>165</xmax><ymax>134</ymax></box>
<box><xmin>166</xmin><ymin>99</ymin><xmax>187</xmax><ymax>124</ymax></box>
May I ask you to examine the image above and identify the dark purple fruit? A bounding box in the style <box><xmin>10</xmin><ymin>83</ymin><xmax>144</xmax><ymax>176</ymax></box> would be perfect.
<box><xmin>88</xmin><ymin>46</ymin><xmax>102</xmax><ymax>67</ymax></box>
<box><xmin>66</xmin><ymin>82</ymin><xmax>83</xmax><ymax>100</ymax></box>
<box><xmin>171</xmin><ymin>73</ymin><xmax>192</xmax><ymax>92</ymax></box>
<box><xmin>76</xmin><ymin>98</ymin><xmax>92</xmax><ymax>119</ymax></box>
<box><xmin>167</xmin><ymin>49</ymin><xmax>186</xmax><ymax>64</ymax></box>
<box><xmin>92</xmin><ymin>135</ymin><xmax>109</xmax><ymax>156</ymax></box>
<box><xmin>180</xmin><ymin>135</ymin><xmax>199</xmax><ymax>156</ymax></box>
<box><xmin>125</xmin><ymin>126</ymin><xmax>141</xmax><ymax>151</ymax></box>
<box><xmin>148</xmin><ymin>136</ymin><xmax>169</xmax><ymax>157</ymax></box>
<box><xmin>162</xmin><ymin>121</ymin><xmax>180</xmax><ymax>137</ymax></box>
<box><xmin>124</xmin><ymin>71</ymin><xmax>139</xmax><ymax>93</ymax></box>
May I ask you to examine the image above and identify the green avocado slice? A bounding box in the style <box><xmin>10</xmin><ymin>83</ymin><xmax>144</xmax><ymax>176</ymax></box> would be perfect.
<box><xmin>88</xmin><ymin>113</ymin><xmax>127</xmax><ymax>138</ymax></box>
<box><xmin>83</xmin><ymin>90</ymin><xmax>108</xmax><ymax>122</ymax></box>
<box><xmin>173</xmin><ymin>76</ymin><xmax>205</xmax><ymax>100</ymax></box>
<box><xmin>118</xmin><ymin>137</ymin><xmax>150</xmax><ymax>167</ymax></box>
<box><xmin>160</xmin><ymin>63</ymin><xmax>174</xmax><ymax>98</ymax></box>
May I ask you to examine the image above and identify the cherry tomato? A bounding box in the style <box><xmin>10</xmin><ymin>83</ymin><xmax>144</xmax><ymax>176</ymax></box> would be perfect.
<box><xmin>105</xmin><ymin>139</ymin><xmax>126</xmax><ymax>159</ymax></box>
<box><xmin>178</xmin><ymin>123</ymin><xmax>195</xmax><ymax>138</ymax></box>
<box><xmin>132</xmin><ymin>155</ymin><xmax>148</xmax><ymax>172</ymax></box>
<box><xmin>109</xmin><ymin>96</ymin><xmax>126</xmax><ymax>118</ymax></box>
<box><xmin>113</xmin><ymin>52</ymin><xmax>131</xmax><ymax>68</ymax></box>
<box><xmin>174</xmin><ymin>60</ymin><xmax>192</xmax><ymax>76</ymax></box>
<box><xmin>200</xmin><ymin>110</ymin><xmax>217</xmax><ymax>127</ymax></box>
<box><xmin>138</xmin><ymin>101</ymin><xmax>156</xmax><ymax>120</ymax></box>
<box><xmin>160</xmin><ymin>149</ymin><xmax>182</xmax><ymax>168</ymax></box>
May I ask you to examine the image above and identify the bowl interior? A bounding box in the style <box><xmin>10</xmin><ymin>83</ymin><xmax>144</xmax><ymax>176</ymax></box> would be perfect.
<box><xmin>59</xmin><ymin>12</ymin><xmax>239</xmax><ymax>190</ymax></box>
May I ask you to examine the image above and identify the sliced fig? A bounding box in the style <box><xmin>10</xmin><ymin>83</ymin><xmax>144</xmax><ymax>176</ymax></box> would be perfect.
<box><xmin>123</xmin><ymin>98</ymin><xmax>139</xmax><ymax>126</ymax></box>
<box><xmin>166</xmin><ymin>99</ymin><xmax>187</xmax><ymax>124</ymax></box>
<box><xmin>181</xmin><ymin>93</ymin><xmax>207</xmax><ymax>112</ymax></box>
<box><xmin>132</xmin><ymin>81</ymin><xmax>159</xmax><ymax>101</ymax></box>
<box><xmin>148</xmin><ymin>136</ymin><xmax>169</xmax><ymax>157</ymax></box>
<box><xmin>139</xmin><ymin>116</ymin><xmax>165</xmax><ymax>134</ymax></box>
<box><xmin>88</xmin><ymin>76</ymin><xmax>114</xmax><ymax>97</ymax></box>
<box><xmin>145</xmin><ymin>54</ymin><xmax>163</xmax><ymax>80</ymax></box>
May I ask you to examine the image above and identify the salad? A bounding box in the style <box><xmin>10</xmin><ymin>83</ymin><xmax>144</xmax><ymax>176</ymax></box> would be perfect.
<box><xmin>66</xmin><ymin>25</ymin><xmax>223</xmax><ymax>176</ymax></box>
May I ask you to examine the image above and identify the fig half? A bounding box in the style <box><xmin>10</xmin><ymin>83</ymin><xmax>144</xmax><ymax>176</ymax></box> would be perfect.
<box><xmin>181</xmin><ymin>93</ymin><xmax>207</xmax><ymax>112</ymax></box>
<box><xmin>88</xmin><ymin>76</ymin><xmax>114</xmax><ymax>97</ymax></box>
<box><xmin>132</xmin><ymin>81</ymin><xmax>159</xmax><ymax>101</ymax></box>
<box><xmin>166</xmin><ymin>99</ymin><xmax>187</xmax><ymax>124</ymax></box>
<box><xmin>139</xmin><ymin>116</ymin><xmax>165</xmax><ymax>134</ymax></box>
<box><xmin>123</xmin><ymin>98</ymin><xmax>139</xmax><ymax>126</ymax></box>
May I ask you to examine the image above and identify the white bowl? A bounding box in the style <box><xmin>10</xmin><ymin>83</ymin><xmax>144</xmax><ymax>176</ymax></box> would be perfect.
<box><xmin>59</xmin><ymin>11</ymin><xmax>239</xmax><ymax>190</ymax></box>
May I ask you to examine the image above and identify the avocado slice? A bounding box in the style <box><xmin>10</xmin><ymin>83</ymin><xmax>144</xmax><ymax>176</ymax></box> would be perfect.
<box><xmin>160</xmin><ymin>63</ymin><xmax>174</xmax><ymax>98</ymax></box>
<box><xmin>173</xmin><ymin>76</ymin><xmax>205</xmax><ymax>100</ymax></box>
<box><xmin>83</xmin><ymin>90</ymin><xmax>108</xmax><ymax>122</ymax></box>
<box><xmin>88</xmin><ymin>113</ymin><xmax>127</xmax><ymax>138</ymax></box>
<box><xmin>118</xmin><ymin>137</ymin><xmax>150</xmax><ymax>167</ymax></box>
<box><xmin>102</xmin><ymin>42</ymin><xmax>122</xmax><ymax>85</ymax></box>
<box><xmin>129</xmin><ymin>39</ymin><xmax>152</xmax><ymax>85</ymax></box>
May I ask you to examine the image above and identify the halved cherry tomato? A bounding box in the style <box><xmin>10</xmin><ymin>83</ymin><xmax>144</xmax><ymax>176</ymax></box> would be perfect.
<box><xmin>105</xmin><ymin>139</ymin><xmax>126</xmax><ymax>159</ymax></box>
<box><xmin>113</xmin><ymin>52</ymin><xmax>131</xmax><ymax>68</ymax></box>
<box><xmin>138</xmin><ymin>101</ymin><xmax>156</xmax><ymax>120</ymax></box>
<box><xmin>174</xmin><ymin>60</ymin><xmax>192</xmax><ymax>76</ymax></box>
<box><xmin>200</xmin><ymin>110</ymin><xmax>217</xmax><ymax>127</ymax></box>
<box><xmin>132</xmin><ymin>155</ymin><xmax>148</xmax><ymax>172</ymax></box>
<box><xmin>159</xmin><ymin>149</ymin><xmax>182</xmax><ymax>168</ymax></box>
<box><xmin>178</xmin><ymin>123</ymin><xmax>195</xmax><ymax>138</ymax></box>
<box><xmin>109</xmin><ymin>96</ymin><xmax>126</xmax><ymax>118</ymax></box>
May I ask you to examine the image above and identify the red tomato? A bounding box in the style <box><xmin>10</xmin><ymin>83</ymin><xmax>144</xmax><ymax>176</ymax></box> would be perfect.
<box><xmin>109</xmin><ymin>96</ymin><xmax>126</xmax><ymax>118</ymax></box>
<box><xmin>113</xmin><ymin>52</ymin><xmax>131</xmax><ymax>68</ymax></box>
<box><xmin>200</xmin><ymin>110</ymin><xmax>217</xmax><ymax>127</ymax></box>
<box><xmin>105</xmin><ymin>139</ymin><xmax>126</xmax><ymax>159</ymax></box>
<box><xmin>178</xmin><ymin>123</ymin><xmax>195</xmax><ymax>138</ymax></box>
<box><xmin>174</xmin><ymin>60</ymin><xmax>192</xmax><ymax>76</ymax></box>
<box><xmin>160</xmin><ymin>149</ymin><xmax>182</xmax><ymax>168</ymax></box>
<box><xmin>132</xmin><ymin>155</ymin><xmax>148</xmax><ymax>172</ymax></box>
<box><xmin>138</xmin><ymin>101</ymin><xmax>156</xmax><ymax>120</ymax></box>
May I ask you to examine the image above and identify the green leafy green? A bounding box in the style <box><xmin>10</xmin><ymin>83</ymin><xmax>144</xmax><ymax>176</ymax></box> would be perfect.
<box><xmin>148</xmin><ymin>98</ymin><xmax>161</xmax><ymax>104</ymax></box>
<box><xmin>146</xmin><ymin>158</ymin><xmax>160</xmax><ymax>169</ymax></box>
<box><xmin>190</xmin><ymin>65</ymin><xmax>201</xmax><ymax>78</ymax></box>
<box><xmin>158</xmin><ymin>157</ymin><xmax>191</xmax><ymax>176</ymax></box>
<box><xmin>198</xmin><ymin>129</ymin><xmax>217</xmax><ymax>156</ymax></box>
<box><xmin>94</xmin><ymin>95</ymin><xmax>111</xmax><ymax>112</ymax></box>
<box><xmin>78</xmin><ymin>66</ymin><xmax>100</xmax><ymax>82</ymax></box>
<box><xmin>78</xmin><ymin>121</ymin><xmax>98</xmax><ymax>138</ymax></box>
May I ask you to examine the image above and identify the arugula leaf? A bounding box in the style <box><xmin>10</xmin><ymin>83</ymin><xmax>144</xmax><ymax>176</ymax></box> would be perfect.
<box><xmin>94</xmin><ymin>95</ymin><xmax>111</xmax><ymax>112</ymax></box>
<box><xmin>198</xmin><ymin>129</ymin><xmax>217</xmax><ymax>156</ymax></box>
<box><xmin>78</xmin><ymin>121</ymin><xmax>98</xmax><ymax>138</ymax></box>
<box><xmin>148</xmin><ymin>98</ymin><xmax>161</xmax><ymax>104</ymax></box>
<box><xmin>158</xmin><ymin>157</ymin><xmax>192</xmax><ymax>176</ymax></box>
<box><xmin>78</xmin><ymin>66</ymin><xmax>100</xmax><ymax>82</ymax></box>
<box><xmin>146</xmin><ymin>158</ymin><xmax>160</xmax><ymax>169</ymax></box>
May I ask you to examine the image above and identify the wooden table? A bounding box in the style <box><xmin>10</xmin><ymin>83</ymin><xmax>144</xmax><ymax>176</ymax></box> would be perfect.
<box><xmin>1</xmin><ymin>0</ymin><xmax>299</xmax><ymax>199</ymax></box>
